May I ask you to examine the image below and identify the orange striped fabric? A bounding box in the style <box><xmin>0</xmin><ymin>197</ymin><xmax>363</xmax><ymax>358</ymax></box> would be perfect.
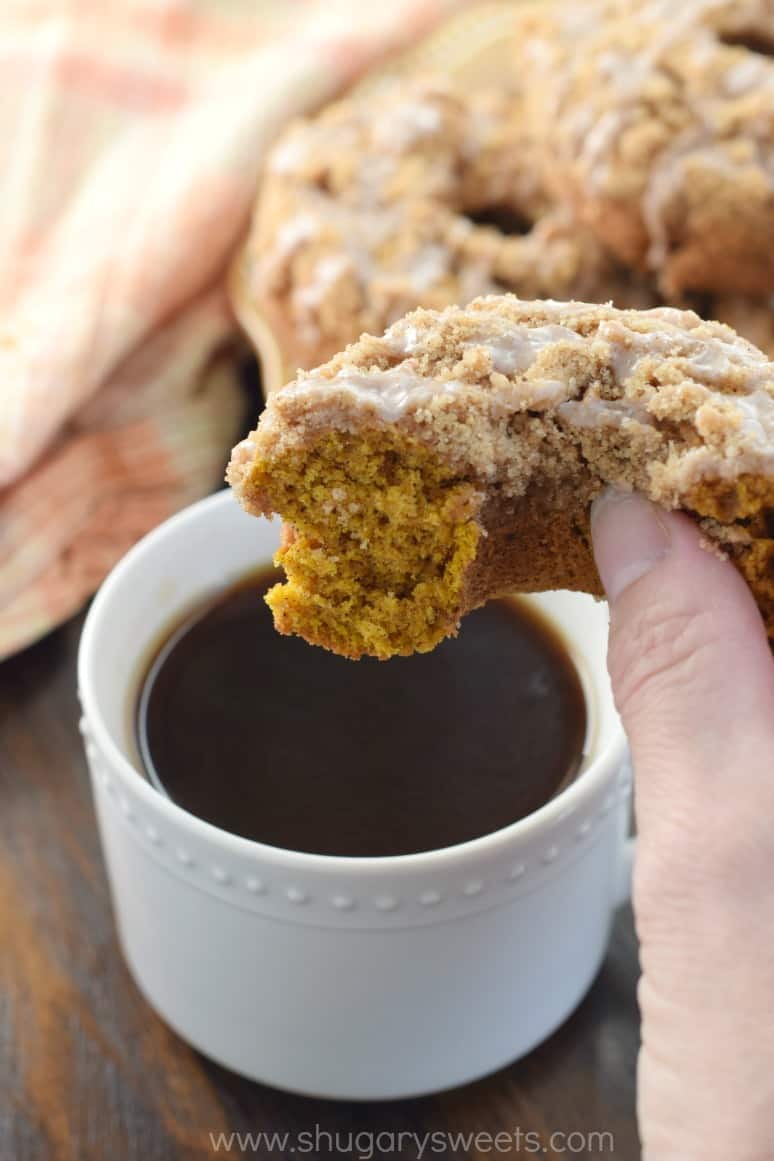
<box><xmin>0</xmin><ymin>0</ymin><xmax>463</xmax><ymax>660</ymax></box>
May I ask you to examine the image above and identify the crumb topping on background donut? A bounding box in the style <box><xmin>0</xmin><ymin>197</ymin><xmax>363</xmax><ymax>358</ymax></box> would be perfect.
<box><xmin>521</xmin><ymin>0</ymin><xmax>774</xmax><ymax>295</ymax></box>
<box><xmin>245</xmin><ymin>77</ymin><xmax>651</xmax><ymax>370</ymax></box>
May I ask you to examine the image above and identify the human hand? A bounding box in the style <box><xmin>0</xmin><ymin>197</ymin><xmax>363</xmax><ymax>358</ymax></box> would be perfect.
<box><xmin>591</xmin><ymin>489</ymin><xmax>774</xmax><ymax>1161</ymax></box>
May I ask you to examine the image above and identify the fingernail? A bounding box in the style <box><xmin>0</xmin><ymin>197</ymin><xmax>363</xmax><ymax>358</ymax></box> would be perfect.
<box><xmin>591</xmin><ymin>488</ymin><xmax>671</xmax><ymax>604</ymax></box>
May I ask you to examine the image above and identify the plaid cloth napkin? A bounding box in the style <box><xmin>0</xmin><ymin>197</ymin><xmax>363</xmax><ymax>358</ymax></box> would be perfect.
<box><xmin>0</xmin><ymin>0</ymin><xmax>462</xmax><ymax>660</ymax></box>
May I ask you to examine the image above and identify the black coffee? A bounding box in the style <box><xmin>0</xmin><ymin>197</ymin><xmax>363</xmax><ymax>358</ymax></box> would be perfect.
<box><xmin>135</xmin><ymin>570</ymin><xmax>587</xmax><ymax>857</ymax></box>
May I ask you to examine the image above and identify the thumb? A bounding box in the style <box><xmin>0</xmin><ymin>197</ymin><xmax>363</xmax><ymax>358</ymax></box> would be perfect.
<box><xmin>591</xmin><ymin>484</ymin><xmax>774</xmax><ymax>1161</ymax></box>
<box><xmin>590</xmin><ymin>488</ymin><xmax>774</xmax><ymax>807</ymax></box>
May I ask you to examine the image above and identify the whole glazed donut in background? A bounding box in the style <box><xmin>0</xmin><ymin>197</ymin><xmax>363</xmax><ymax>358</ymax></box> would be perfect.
<box><xmin>520</xmin><ymin>0</ymin><xmax>774</xmax><ymax>297</ymax></box>
<box><xmin>244</xmin><ymin>79</ymin><xmax>654</xmax><ymax>371</ymax></box>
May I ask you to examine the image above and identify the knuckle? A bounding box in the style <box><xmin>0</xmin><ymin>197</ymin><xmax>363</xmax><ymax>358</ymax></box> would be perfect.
<box><xmin>608</xmin><ymin>597</ymin><xmax>718</xmax><ymax>719</ymax></box>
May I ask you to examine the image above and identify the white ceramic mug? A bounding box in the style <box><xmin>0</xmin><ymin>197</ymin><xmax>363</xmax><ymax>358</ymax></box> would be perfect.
<box><xmin>77</xmin><ymin>489</ymin><xmax>631</xmax><ymax>1100</ymax></box>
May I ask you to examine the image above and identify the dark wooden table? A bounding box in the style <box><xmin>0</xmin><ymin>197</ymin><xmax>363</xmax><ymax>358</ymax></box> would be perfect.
<box><xmin>0</xmin><ymin>612</ymin><xmax>641</xmax><ymax>1161</ymax></box>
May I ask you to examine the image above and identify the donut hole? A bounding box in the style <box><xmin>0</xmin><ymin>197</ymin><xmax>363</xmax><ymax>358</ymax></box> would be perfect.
<box><xmin>313</xmin><ymin>171</ymin><xmax>335</xmax><ymax>194</ymax></box>
<box><xmin>718</xmin><ymin>30</ymin><xmax>774</xmax><ymax>57</ymax></box>
<box><xmin>465</xmin><ymin>204</ymin><xmax>533</xmax><ymax>236</ymax></box>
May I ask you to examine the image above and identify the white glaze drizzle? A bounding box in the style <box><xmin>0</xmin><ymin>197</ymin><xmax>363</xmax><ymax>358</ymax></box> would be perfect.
<box><xmin>724</xmin><ymin>55</ymin><xmax>769</xmax><ymax>97</ymax></box>
<box><xmin>270</xmin><ymin>214</ymin><xmax>321</xmax><ymax>261</ymax></box>
<box><xmin>293</xmin><ymin>255</ymin><xmax>352</xmax><ymax>311</ymax></box>
<box><xmin>283</xmin><ymin>365</ymin><xmax>578</xmax><ymax>422</ymax></box>
<box><xmin>558</xmin><ymin>397</ymin><xmax>654</xmax><ymax>429</ymax></box>
<box><xmin>463</xmin><ymin>324</ymin><xmax>585</xmax><ymax>374</ymax></box>
<box><xmin>729</xmin><ymin>389</ymin><xmax>774</xmax><ymax>446</ymax></box>
<box><xmin>268</xmin><ymin>133</ymin><xmax>310</xmax><ymax>175</ymax></box>
<box><xmin>259</xmin><ymin>197</ymin><xmax>401</xmax><ymax>298</ymax></box>
<box><xmin>597</xmin><ymin>317</ymin><xmax>772</xmax><ymax>387</ymax></box>
<box><xmin>373</xmin><ymin>100</ymin><xmax>443</xmax><ymax>151</ymax></box>
<box><xmin>406</xmin><ymin>244</ymin><xmax>451</xmax><ymax>291</ymax></box>
<box><xmin>519</xmin><ymin>379</ymin><xmax>575</xmax><ymax>409</ymax></box>
<box><xmin>288</xmin><ymin>368</ymin><xmax>468</xmax><ymax>422</ymax></box>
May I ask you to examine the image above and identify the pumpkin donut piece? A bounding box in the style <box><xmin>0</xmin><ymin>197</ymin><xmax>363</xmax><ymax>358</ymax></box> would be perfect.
<box><xmin>228</xmin><ymin>296</ymin><xmax>774</xmax><ymax>660</ymax></box>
